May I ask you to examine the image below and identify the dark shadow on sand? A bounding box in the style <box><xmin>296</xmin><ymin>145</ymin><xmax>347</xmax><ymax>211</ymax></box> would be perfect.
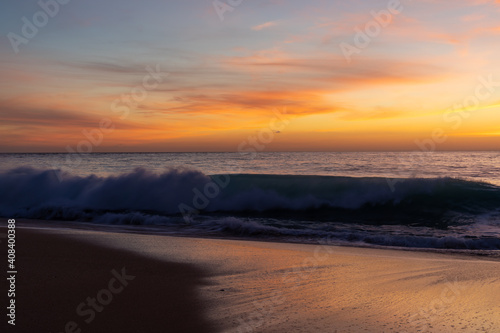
<box><xmin>6</xmin><ymin>227</ymin><xmax>220</xmax><ymax>333</ymax></box>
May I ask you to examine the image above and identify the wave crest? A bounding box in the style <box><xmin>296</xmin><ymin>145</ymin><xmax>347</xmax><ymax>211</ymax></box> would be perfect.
<box><xmin>1</xmin><ymin>167</ymin><xmax>500</xmax><ymax>218</ymax></box>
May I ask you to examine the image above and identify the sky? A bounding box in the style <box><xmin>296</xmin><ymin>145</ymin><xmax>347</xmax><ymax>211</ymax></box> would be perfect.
<box><xmin>1</xmin><ymin>0</ymin><xmax>500</xmax><ymax>152</ymax></box>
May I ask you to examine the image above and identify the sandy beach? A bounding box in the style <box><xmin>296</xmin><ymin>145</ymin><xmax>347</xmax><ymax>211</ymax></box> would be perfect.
<box><xmin>2</xmin><ymin>223</ymin><xmax>218</xmax><ymax>333</ymax></box>
<box><xmin>3</xmin><ymin>221</ymin><xmax>500</xmax><ymax>332</ymax></box>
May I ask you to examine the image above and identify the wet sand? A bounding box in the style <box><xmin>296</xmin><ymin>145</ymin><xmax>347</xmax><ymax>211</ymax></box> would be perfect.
<box><xmin>1</xmin><ymin>226</ymin><xmax>219</xmax><ymax>333</ymax></box>
<box><xmin>3</xmin><ymin>221</ymin><xmax>500</xmax><ymax>332</ymax></box>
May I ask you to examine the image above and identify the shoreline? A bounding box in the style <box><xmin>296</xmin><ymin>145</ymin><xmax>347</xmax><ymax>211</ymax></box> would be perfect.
<box><xmin>14</xmin><ymin>218</ymin><xmax>500</xmax><ymax>262</ymax></box>
<box><xmin>3</xmin><ymin>219</ymin><xmax>500</xmax><ymax>332</ymax></box>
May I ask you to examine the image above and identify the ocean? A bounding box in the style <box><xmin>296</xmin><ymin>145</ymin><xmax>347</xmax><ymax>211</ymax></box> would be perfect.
<box><xmin>1</xmin><ymin>152</ymin><xmax>500</xmax><ymax>254</ymax></box>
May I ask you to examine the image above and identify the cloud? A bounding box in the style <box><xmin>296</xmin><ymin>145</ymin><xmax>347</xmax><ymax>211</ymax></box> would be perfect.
<box><xmin>222</xmin><ymin>51</ymin><xmax>451</xmax><ymax>88</ymax></box>
<box><xmin>0</xmin><ymin>106</ymin><xmax>101</xmax><ymax>128</ymax></box>
<box><xmin>0</xmin><ymin>100</ymin><xmax>145</xmax><ymax>132</ymax></box>
<box><xmin>252</xmin><ymin>21</ymin><xmax>278</xmax><ymax>31</ymax></box>
<box><xmin>67</xmin><ymin>61</ymin><xmax>148</xmax><ymax>75</ymax></box>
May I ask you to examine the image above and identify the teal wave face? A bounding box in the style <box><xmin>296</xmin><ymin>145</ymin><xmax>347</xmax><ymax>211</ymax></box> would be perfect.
<box><xmin>2</xmin><ymin>168</ymin><xmax>500</xmax><ymax>250</ymax></box>
<box><xmin>1</xmin><ymin>168</ymin><xmax>500</xmax><ymax>228</ymax></box>
<box><xmin>211</xmin><ymin>174</ymin><xmax>500</xmax><ymax>224</ymax></box>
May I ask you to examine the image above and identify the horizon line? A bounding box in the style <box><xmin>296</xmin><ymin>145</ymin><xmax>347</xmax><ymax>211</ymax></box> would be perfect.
<box><xmin>1</xmin><ymin>150</ymin><xmax>499</xmax><ymax>154</ymax></box>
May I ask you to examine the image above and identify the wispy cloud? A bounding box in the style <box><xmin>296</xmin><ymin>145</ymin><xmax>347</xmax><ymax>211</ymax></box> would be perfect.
<box><xmin>252</xmin><ymin>21</ymin><xmax>278</xmax><ymax>31</ymax></box>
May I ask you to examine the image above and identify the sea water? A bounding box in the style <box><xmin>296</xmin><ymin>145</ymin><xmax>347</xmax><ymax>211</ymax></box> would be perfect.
<box><xmin>1</xmin><ymin>152</ymin><xmax>499</xmax><ymax>253</ymax></box>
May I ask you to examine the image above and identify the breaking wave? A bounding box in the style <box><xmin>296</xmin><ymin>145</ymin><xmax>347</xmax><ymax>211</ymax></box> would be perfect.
<box><xmin>1</xmin><ymin>167</ymin><xmax>500</xmax><ymax>250</ymax></box>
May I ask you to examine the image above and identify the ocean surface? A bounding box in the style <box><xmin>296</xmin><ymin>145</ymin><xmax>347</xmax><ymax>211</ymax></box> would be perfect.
<box><xmin>1</xmin><ymin>152</ymin><xmax>500</xmax><ymax>253</ymax></box>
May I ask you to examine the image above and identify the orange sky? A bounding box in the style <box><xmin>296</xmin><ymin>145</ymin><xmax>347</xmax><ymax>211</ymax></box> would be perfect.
<box><xmin>1</xmin><ymin>0</ymin><xmax>500</xmax><ymax>152</ymax></box>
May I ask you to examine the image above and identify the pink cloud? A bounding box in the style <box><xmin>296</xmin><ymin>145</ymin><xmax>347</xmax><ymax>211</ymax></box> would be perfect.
<box><xmin>252</xmin><ymin>21</ymin><xmax>278</xmax><ymax>31</ymax></box>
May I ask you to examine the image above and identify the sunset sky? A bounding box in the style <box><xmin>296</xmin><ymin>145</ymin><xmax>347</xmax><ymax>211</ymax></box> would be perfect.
<box><xmin>1</xmin><ymin>0</ymin><xmax>500</xmax><ymax>152</ymax></box>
